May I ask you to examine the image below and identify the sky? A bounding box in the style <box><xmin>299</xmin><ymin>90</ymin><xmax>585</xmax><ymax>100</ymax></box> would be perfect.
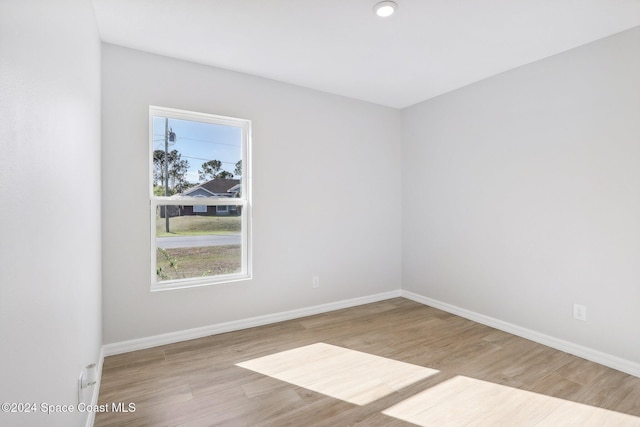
<box><xmin>152</xmin><ymin>116</ymin><xmax>242</xmax><ymax>184</ymax></box>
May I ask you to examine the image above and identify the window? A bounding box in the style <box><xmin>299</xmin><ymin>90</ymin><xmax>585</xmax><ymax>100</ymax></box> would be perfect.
<box><xmin>149</xmin><ymin>106</ymin><xmax>251</xmax><ymax>291</ymax></box>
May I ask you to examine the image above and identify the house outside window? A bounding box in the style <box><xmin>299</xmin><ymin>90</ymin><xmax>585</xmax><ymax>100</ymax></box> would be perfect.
<box><xmin>149</xmin><ymin>106</ymin><xmax>251</xmax><ymax>291</ymax></box>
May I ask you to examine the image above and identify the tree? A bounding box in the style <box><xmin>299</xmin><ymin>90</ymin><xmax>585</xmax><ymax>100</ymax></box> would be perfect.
<box><xmin>199</xmin><ymin>160</ymin><xmax>236</xmax><ymax>181</ymax></box>
<box><xmin>153</xmin><ymin>149</ymin><xmax>190</xmax><ymax>195</ymax></box>
<box><xmin>198</xmin><ymin>160</ymin><xmax>222</xmax><ymax>181</ymax></box>
<box><xmin>234</xmin><ymin>160</ymin><xmax>242</xmax><ymax>177</ymax></box>
<box><xmin>216</xmin><ymin>171</ymin><xmax>234</xmax><ymax>179</ymax></box>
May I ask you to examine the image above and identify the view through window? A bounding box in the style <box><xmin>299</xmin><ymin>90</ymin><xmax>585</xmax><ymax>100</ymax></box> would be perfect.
<box><xmin>149</xmin><ymin>106</ymin><xmax>251</xmax><ymax>290</ymax></box>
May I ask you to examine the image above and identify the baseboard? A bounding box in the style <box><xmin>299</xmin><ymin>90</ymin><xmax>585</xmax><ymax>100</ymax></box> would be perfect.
<box><xmin>102</xmin><ymin>288</ymin><xmax>639</xmax><ymax>378</ymax></box>
<box><xmin>103</xmin><ymin>290</ymin><xmax>402</xmax><ymax>356</ymax></box>
<box><xmin>401</xmin><ymin>289</ymin><xmax>640</xmax><ymax>378</ymax></box>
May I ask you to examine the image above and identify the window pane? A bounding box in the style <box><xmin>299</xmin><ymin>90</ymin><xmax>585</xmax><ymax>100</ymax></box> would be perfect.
<box><xmin>151</xmin><ymin>116</ymin><xmax>243</xmax><ymax>196</ymax></box>
<box><xmin>155</xmin><ymin>206</ymin><xmax>242</xmax><ymax>282</ymax></box>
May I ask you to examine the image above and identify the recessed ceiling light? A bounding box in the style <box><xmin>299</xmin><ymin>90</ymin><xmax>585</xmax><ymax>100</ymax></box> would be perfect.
<box><xmin>374</xmin><ymin>1</ymin><xmax>397</xmax><ymax>17</ymax></box>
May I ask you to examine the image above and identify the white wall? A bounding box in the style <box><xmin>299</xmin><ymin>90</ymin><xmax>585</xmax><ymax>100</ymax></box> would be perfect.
<box><xmin>101</xmin><ymin>44</ymin><xmax>402</xmax><ymax>344</ymax></box>
<box><xmin>0</xmin><ymin>1</ymin><xmax>102</xmax><ymax>426</ymax></box>
<box><xmin>402</xmin><ymin>27</ymin><xmax>640</xmax><ymax>365</ymax></box>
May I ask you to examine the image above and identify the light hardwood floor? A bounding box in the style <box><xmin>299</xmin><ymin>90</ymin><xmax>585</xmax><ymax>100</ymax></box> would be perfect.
<box><xmin>95</xmin><ymin>298</ymin><xmax>640</xmax><ymax>426</ymax></box>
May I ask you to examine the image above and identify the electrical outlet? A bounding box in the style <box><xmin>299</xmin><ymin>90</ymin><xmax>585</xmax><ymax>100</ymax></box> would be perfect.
<box><xmin>312</xmin><ymin>276</ymin><xmax>320</xmax><ymax>289</ymax></box>
<box><xmin>573</xmin><ymin>304</ymin><xmax>586</xmax><ymax>321</ymax></box>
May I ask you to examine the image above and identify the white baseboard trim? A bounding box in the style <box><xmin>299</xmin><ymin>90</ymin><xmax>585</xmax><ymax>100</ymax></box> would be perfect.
<box><xmin>103</xmin><ymin>290</ymin><xmax>402</xmax><ymax>356</ymax></box>
<box><xmin>101</xmin><ymin>288</ymin><xmax>639</xmax><ymax>378</ymax></box>
<box><xmin>401</xmin><ymin>289</ymin><xmax>640</xmax><ymax>378</ymax></box>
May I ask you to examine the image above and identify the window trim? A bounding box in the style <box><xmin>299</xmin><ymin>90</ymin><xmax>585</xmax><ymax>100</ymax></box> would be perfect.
<box><xmin>149</xmin><ymin>106</ymin><xmax>252</xmax><ymax>291</ymax></box>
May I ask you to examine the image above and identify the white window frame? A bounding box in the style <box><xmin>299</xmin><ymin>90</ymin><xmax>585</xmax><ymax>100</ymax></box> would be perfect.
<box><xmin>149</xmin><ymin>106</ymin><xmax>252</xmax><ymax>291</ymax></box>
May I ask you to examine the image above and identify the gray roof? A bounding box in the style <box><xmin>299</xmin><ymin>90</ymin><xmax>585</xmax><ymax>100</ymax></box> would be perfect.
<box><xmin>182</xmin><ymin>178</ymin><xmax>240</xmax><ymax>196</ymax></box>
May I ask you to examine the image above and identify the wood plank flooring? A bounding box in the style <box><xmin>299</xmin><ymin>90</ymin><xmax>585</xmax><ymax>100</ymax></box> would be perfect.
<box><xmin>95</xmin><ymin>298</ymin><xmax>640</xmax><ymax>426</ymax></box>
<box><xmin>236</xmin><ymin>342</ymin><xmax>438</xmax><ymax>406</ymax></box>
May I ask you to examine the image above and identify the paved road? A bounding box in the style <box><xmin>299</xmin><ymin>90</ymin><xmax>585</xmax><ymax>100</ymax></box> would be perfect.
<box><xmin>157</xmin><ymin>234</ymin><xmax>241</xmax><ymax>249</ymax></box>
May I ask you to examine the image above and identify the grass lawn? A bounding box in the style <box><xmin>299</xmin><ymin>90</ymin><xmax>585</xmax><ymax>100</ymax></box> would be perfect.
<box><xmin>155</xmin><ymin>215</ymin><xmax>242</xmax><ymax>281</ymax></box>
<box><xmin>156</xmin><ymin>245</ymin><xmax>241</xmax><ymax>281</ymax></box>
<box><xmin>157</xmin><ymin>215</ymin><xmax>241</xmax><ymax>237</ymax></box>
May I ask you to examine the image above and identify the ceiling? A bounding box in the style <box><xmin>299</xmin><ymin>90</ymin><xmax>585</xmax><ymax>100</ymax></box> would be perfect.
<box><xmin>91</xmin><ymin>0</ymin><xmax>640</xmax><ymax>109</ymax></box>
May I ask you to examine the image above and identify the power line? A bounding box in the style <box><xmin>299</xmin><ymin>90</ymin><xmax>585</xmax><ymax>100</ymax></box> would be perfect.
<box><xmin>153</xmin><ymin>134</ymin><xmax>240</xmax><ymax>148</ymax></box>
<box><xmin>151</xmin><ymin>150</ymin><xmax>238</xmax><ymax>166</ymax></box>
<box><xmin>181</xmin><ymin>155</ymin><xmax>239</xmax><ymax>166</ymax></box>
<box><xmin>179</xmin><ymin>136</ymin><xmax>240</xmax><ymax>148</ymax></box>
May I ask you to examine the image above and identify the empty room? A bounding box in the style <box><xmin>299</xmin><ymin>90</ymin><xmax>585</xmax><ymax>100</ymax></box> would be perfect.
<box><xmin>1</xmin><ymin>0</ymin><xmax>640</xmax><ymax>426</ymax></box>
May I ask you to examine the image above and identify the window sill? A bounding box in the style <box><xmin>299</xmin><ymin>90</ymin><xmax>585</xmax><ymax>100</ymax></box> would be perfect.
<box><xmin>150</xmin><ymin>273</ymin><xmax>252</xmax><ymax>292</ymax></box>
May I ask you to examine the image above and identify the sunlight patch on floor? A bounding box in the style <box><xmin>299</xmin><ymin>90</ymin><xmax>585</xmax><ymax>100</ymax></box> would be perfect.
<box><xmin>383</xmin><ymin>375</ymin><xmax>640</xmax><ymax>426</ymax></box>
<box><xmin>235</xmin><ymin>342</ymin><xmax>439</xmax><ymax>405</ymax></box>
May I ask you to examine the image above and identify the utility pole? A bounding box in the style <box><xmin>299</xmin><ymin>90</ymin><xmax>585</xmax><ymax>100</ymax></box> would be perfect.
<box><xmin>163</xmin><ymin>119</ymin><xmax>176</xmax><ymax>233</ymax></box>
